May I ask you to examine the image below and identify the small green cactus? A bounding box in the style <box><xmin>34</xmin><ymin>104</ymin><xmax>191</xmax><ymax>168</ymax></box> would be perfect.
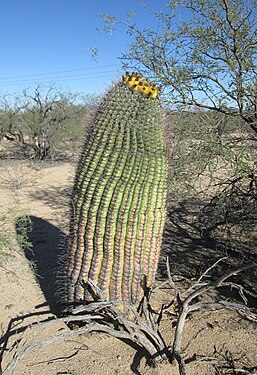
<box><xmin>63</xmin><ymin>73</ymin><xmax>168</xmax><ymax>306</ymax></box>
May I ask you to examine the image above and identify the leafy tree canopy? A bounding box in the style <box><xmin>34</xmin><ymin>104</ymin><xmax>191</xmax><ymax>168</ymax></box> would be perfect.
<box><xmin>100</xmin><ymin>0</ymin><xmax>257</xmax><ymax>134</ymax></box>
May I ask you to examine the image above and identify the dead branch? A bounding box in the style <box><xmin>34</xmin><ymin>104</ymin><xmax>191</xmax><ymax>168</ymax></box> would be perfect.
<box><xmin>1</xmin><ymin>259</ymin><xmax>256</xmax><ymax>375</ymax></box>
<box><xmin>168</xmin><ymin>258</ymin><xmax>257</xmax><ymax>374</ymax></box>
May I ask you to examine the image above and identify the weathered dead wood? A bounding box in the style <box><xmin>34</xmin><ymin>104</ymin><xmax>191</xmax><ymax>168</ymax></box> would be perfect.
<box><xmin>1</xmin><ymin>258</ymin><xmax>256</xmax><ymax>375</ymax></box>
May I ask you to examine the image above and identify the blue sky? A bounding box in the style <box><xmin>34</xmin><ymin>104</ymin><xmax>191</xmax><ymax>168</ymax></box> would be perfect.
<box><xmin>0</xmin><ymin>0</ymin><xmax>170</xmax><ymax>96</ymax></box>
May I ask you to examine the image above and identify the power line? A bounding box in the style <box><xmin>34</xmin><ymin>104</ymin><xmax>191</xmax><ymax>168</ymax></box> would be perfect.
<box><xmin>0</xmin><ymin>64</ymin><xmax>121</xmax><ymax>81</ymax></box>
<box><xmin>45</xmin><ymin>73</ymin><xmax>121</xmax><ymax>84</ymax></box>
<box><xmin>0</xmin><ymin>69</ymin><xmax>120</xmax><ymax>85</ymax></box>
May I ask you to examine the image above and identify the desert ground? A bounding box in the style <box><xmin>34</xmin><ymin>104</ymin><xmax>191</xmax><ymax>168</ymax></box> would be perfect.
<box><xmin>0</xmin><ymin>159</ymin><xmax>256</xmax><ymax>375</ymax></box>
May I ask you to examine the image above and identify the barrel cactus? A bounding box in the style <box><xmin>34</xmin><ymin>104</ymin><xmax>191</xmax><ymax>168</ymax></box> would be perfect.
<box><xmin>63</xmin><ymin>72</ymin><xmax>168</xmax><ymax>307</ymax></box>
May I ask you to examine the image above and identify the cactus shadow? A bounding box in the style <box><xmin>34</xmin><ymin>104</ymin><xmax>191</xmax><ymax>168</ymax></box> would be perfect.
<box><xmin>15</xmin><ymin>215</ymin><xmax>65</xmax><ymax>317</ymax></box>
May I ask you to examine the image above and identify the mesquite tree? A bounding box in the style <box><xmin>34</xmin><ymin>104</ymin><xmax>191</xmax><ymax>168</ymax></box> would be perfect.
<box><xmin>100</xmin><ymin>0</ymin><xmax>257</xmax><ymax>134</ymax></box>
<box><xmin>0</xmin><ymin>85</ymin><xmax>87</xmax><ymax>160</ymax></box>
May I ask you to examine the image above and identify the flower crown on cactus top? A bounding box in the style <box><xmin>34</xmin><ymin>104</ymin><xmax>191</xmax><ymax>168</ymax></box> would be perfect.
<box><xmin>123</xmin><ymin>72</ymin><xmax>161</xmax><ymax>99</ymax></box>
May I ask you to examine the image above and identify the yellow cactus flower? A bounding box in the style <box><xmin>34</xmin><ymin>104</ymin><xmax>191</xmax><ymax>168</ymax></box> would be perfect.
<box><xmin>123</xmin><ymin>72</ymin><xmax>161</xmax><ymax>99</ymax></box>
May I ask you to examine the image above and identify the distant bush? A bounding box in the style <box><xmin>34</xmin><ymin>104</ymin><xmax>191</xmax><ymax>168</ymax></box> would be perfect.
<box><xmin>0</xmin><ymin>85</ymin><xmax>99</xmax><ymax>161</ymax></box>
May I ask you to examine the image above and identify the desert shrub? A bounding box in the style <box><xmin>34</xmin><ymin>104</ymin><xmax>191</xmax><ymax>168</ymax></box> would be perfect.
<box><xmin>168</xmin><ymin>109</ymin><xmax>257</xmax><ymax>256</ymax></box>
<box><xmin>0</xmin><ymin>86</ymin><xmax>99</xmax><ymax>161</ymax></box>
<box><xmin>0</xmin><ymin>209</ymin><xmax>32</xmax><ymax>267</ymax></box>
<box><xmin>0</xmin><ymin>162</ymin><xmax>32</xmax><ymax>190</ymax></box>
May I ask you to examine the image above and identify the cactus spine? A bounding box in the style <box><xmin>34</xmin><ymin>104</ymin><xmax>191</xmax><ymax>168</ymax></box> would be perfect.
<box><xmin>64</xmin><ymin>73</ymin><xmax>168</xmax><ymax>306</ymax></box>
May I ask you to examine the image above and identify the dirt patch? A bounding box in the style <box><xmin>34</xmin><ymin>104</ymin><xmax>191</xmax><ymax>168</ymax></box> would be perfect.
<box><xmin>0</xmin><ymin>161</ymin><xmax>256</xmax><ymax>375</ymax></box>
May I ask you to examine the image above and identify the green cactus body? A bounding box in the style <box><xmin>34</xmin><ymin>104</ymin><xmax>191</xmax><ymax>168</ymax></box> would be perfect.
<box><xmin>64</xmin><ymin>73</ymin><xmax>168</xmax><ymax>306</ymax></box>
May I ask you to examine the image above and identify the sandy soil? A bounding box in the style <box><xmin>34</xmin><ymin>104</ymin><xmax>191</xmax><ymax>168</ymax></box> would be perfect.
<box><xmin>0</xmin><ymin>160</ymin><xmax>256</xmax><ymax>375</ymax></box>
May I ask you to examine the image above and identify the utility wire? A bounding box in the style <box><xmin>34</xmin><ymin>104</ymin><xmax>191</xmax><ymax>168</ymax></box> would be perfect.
<box><xmin>0</xmin><ymin>74</ymin><xmax>120</xmax><ymax>86</ymax></box>
<box><xmin>0</xmin><ymin>69</ymin><xmax>120</xmax><ymax>85</ymax></box>
<box><xmin>0</xmin><ymin>64</ymin><xmax>120</xmax><ymax>81</ymax></box>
